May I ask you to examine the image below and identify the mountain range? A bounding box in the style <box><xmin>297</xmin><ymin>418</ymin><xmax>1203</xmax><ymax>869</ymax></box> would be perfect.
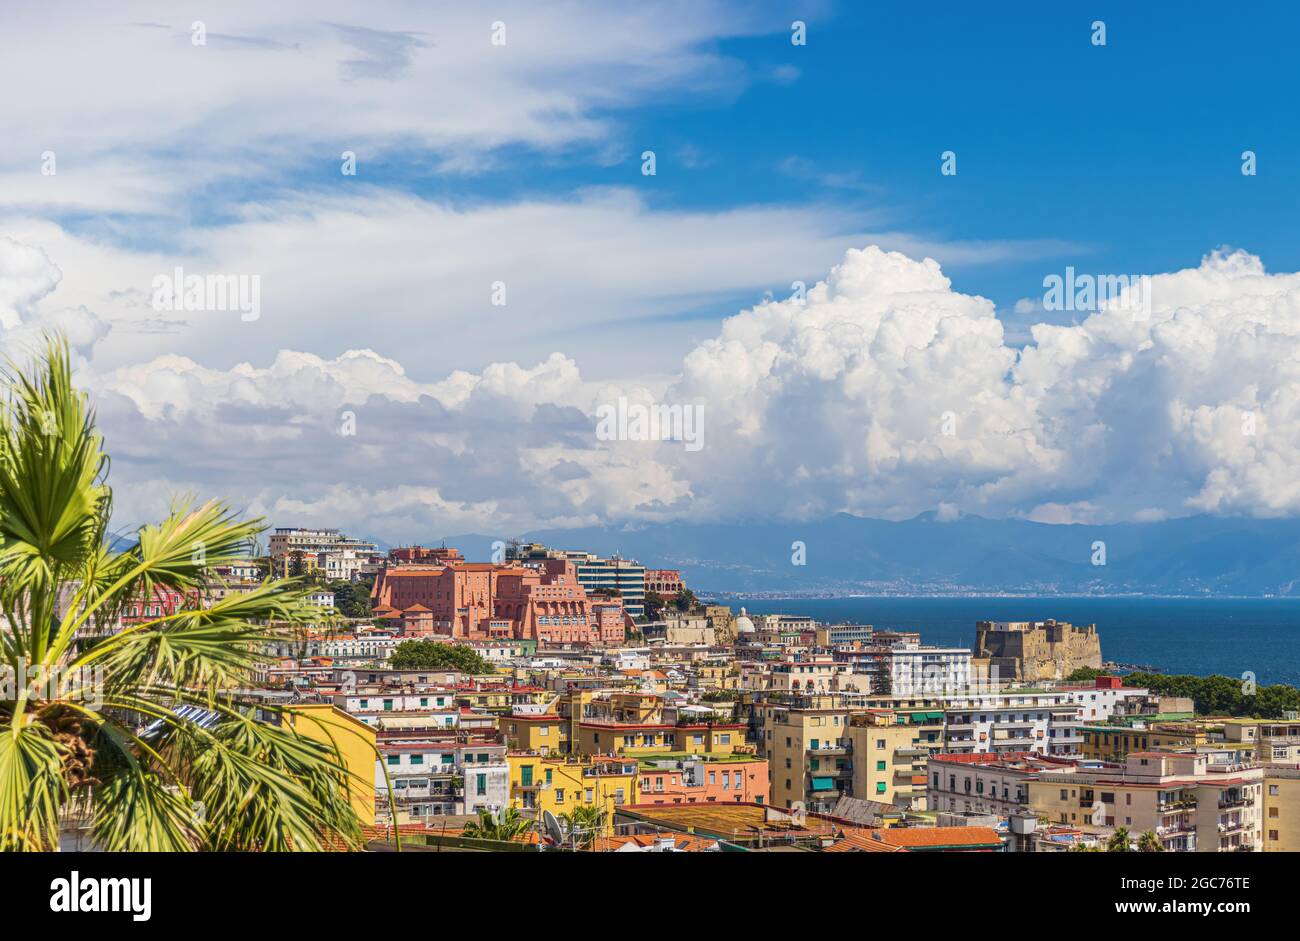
<box><xmin>435</xmin><ymin>513</ymin><xmax>1300</xmax><ymax>597</ymax></box>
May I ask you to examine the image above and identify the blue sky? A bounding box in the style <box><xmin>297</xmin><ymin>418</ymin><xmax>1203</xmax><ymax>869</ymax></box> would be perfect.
<box><xmin>352</xmin><ymin>1</ymin><xmax>1300</xmax><ymax>340</ymax></box>
<box><xmin>3</xmin><ymin>0</ymin><xmax>1300</xmax><ymax>537</ymax></box>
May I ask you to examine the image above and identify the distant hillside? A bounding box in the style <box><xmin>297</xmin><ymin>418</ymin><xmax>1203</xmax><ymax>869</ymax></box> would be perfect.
<box><xmin>441</xmin><ymin>513</ymin><xmax>1300</xmax><ymax>597</ymax></box>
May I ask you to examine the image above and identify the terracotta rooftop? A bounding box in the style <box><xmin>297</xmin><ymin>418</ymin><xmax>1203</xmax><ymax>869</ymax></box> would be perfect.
<box><xmin>871</xmin><ymin>827</ymin><xmax>1003</xmax><ymax>849</ymax></box>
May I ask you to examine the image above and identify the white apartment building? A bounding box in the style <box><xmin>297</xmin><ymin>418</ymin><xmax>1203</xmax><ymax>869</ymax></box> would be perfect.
<box><xmin>268</xmin><ymin>526</ymin><xmax>378</xmax><ymax>559</ymax></box>
<box><xmin>377</xmin><ymin>739</ymin><xmax>510</xmax><ymax>820</ymax></box>
<box><xmin>927</xmin><ymin>752</ymin><xmax>1058</xmax><ymax>817</ymax></box>
<box><xmin>336</xmin><ymin>688</ymin><xmax>458</xmax><ymax>714</ymax></box>
<box><xmin>308</xmin><ymin>633</ymin><xmax>400</xmax><ymax>662</ymax></box>
<box><xmin>943</xmin><ymin>691</ymin><xmax>1085</xmax><ymax>757</ymax></box>
<box><xmin>885</xmin><ymin>646</ymin><xmax>971</xmax><ymax>696</ymax></box>
<box><xmin>1060</xmin><ymin>681</ymin><xmax>1150</xmax><ymax>723</ymax></box>
<box><xmin>307</xmin><ymin>590</ymin><xmax>335</xmax><ymax>609</ymax></box>
<box><xmin>319</xmin><ymin>548</ymin><xmax>368</xmax><ymax>582</ymax></box>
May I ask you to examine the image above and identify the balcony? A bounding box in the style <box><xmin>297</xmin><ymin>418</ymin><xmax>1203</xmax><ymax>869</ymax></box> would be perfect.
<box><xmin>809</xmin><ymin>765</ymin><xmax>852</xmax><ymax>780</ymax></box>
<box><xmin>1218</xmin><ymin>796</ymin><xmax>1254</xmax><ymax>809</ymax></box>
<box><xmin>807</xmin><ymin>744</ymin><xmax>851</xmax><ymax>756</ymax></box>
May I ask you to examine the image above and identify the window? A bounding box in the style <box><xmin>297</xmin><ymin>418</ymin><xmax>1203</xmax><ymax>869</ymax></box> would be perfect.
<box><xmin>476</xmin><ymin>774</ymin><xmax>487</xmax><ymax>796</ymax></box>
<box><xmin>411</xmin><ymin>754</ymin><xmax>424</xmax><ymax>766</ymax></box>
<box><xmin>387</xmin><ymin>756</ymin><xmax>399</xmax><ymax>766</ymax></box>
<box><xmin>555</xmin><ymin>789</ymin><xmax>565</xmax><ymax>804</ymax></box>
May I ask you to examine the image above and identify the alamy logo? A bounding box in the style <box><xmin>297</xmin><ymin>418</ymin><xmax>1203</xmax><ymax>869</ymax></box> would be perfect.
<box><xmin>1043</xmin><ymin>267</ymin><xmax>1152</xmax><ymax>319</ymax></box>
<box><xmin>151</xmin><ymin>266</ymin><xmax>261</xmax><ymax>321</ymax></box>
<box><xmin>49</xmin><ymin>871</ymin><xmax>151</xmax><ymax>922</ymax></box>
<box><xmin>595</xmin><ymin>396</ymin><xmax>704</xmax><ymax>452</ymax></box>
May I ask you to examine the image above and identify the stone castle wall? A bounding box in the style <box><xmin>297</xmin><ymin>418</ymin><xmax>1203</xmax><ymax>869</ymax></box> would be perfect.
<box><xmin>975</xmin><ymin>620</ymin><xmax>1102</xmax><ymax>682</ymax></box>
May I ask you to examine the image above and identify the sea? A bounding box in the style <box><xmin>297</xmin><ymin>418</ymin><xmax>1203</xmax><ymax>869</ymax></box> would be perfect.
<box><xmin>725</xmin><ymin>597</ymin><xmax>1300</xmax><ymax>687</ymax></box>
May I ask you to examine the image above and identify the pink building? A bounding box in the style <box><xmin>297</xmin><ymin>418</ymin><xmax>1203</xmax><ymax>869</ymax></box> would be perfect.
<box><xmin>645</xmin><ymin>569</ymin><xmax>685</xmax><ymax>596</ymax></box>
<box><xmin>370</xmin><ymin>556</ymin><xmax>625</xmax><ymax>646</ymax></box>
<box><xmin>636</xmin><ymin>757</ymin><xmax>769</xmax><ymax>805</ymax></box>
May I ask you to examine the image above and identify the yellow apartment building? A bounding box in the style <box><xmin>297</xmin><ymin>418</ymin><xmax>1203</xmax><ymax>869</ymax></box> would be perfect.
<box><xmin>848</xmin><ymin>710</ymin><xmax>945</xmax><ymax>809</ymax></box>
<box><xmin>1079</xmin><ymin>722</ymin><xmax>1205</xmax><ymax>761</ymax></box>
<box><xmin>575</xmin><ymin>721</ymin><xmax>749</xmax><ymax>758</ymax></box>
<box><xmin>1029</xmin><ymin>751</ymin><xmax>1263</xmax><ymax>852</ymax></box>
<box><xmin>282</xmin><ymin>703</ymin><xmax>378</xmax><ymax>826</ymax></box>
<box><xmin>761</xmin><ymin>694</ymin><xmax>852</xmax><ymax>811</ymax></box>
<box><xmin>506</xmin><ymin>754</ymin><xmax>639</xmax><ymax>828</ymax></box>
<box><xmin>1263</xmin><ymin>766</ymin><xmax>1300</xmax><ymax>851</ymax></box>
<box><xmin>500</xmin><ymin>713</ymin><xmax>569</xmax><ymax>755</ymax></box>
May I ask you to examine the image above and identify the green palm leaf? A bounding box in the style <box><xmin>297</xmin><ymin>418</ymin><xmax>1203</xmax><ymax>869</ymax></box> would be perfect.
<box><xmin>0</xmin><ymin>334</ymin><xmax>371</xmax><ymax>852</ymax></box>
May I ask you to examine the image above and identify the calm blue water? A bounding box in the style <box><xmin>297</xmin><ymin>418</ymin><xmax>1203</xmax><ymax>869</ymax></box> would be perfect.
<box><xmin>728</xmin><ymin>597</ymin><xmax>1300</xmax><ymax>687</ymax></box>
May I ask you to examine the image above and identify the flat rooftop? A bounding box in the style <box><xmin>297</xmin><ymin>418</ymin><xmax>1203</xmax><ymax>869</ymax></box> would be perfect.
<box><xmin>618</xmin><ymin>803</ymin><xmax>836</xmax><ymax>842</ymax></box>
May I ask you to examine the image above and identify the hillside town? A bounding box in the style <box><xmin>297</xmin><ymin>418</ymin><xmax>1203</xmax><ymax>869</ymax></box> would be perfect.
<box><xmin>100</xmin><ymin>525</ymin><xmax>1292</xmax><ymax>854</ymax></box>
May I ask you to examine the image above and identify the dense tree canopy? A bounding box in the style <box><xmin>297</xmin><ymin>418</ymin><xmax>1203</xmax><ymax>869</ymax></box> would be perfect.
<box><xmin>388</xmin><ymin>640</ymin><xmax>495</xmax><ymax>674</ymax></box>
<box><xmin>1067</xmin><ymin>667</ymin><xmax>1300</xmax><ymax>718</ymax></box>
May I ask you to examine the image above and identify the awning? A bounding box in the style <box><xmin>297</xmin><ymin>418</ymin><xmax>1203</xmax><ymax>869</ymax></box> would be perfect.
<box><xmin>811</xmin><ymin>776</ymin><xmax>836</xmax><ymax>791</ymax></box>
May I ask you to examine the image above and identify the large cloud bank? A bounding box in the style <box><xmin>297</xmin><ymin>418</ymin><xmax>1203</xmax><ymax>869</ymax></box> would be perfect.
<box><xmin>4</xmin><ymin>237</ymin><xmax>1298</xmax><ymax>539</ymax></box>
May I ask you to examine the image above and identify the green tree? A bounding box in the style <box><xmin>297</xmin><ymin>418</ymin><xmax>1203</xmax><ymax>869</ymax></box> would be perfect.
<box><xmin>642</xmin><ymin>590</ymin><xmax>667</xmax><ymax>620</ymax></box>
<box><xmin>388</xmin><ymin>640</ymin><xmax>495</xmax><ymax>674</ymax></box>
<box><xmin>328</xmin><ymin>578</ymin><xmax>373</xmax><ymax>620</ymax></box>
<box><xmin>461</xmin><ymin>806</ymin><xmax>532</xmax><ymax>842</ymax></box>
<box><xmin>559</xmin><ymin>803</ymin><xmax>608</xmax><ymax>848</ymax></box>
<box><xmin>1066</xmin><ymin>666</ymin><xmax>1108</xmax><ymax>682</ymax></box>
<box><xmin>1124</xmin><ymin>670</ymin><xmax>1300</xmax><ymax>719</ymax></box>
<box><xmin>1106</xmin><ymin>827</ymin><xmax>1133</xmax><ymax>852</ymax></box>
<box><xmin>1136</xmin><ymin>830</ymin><xmax>1163</xmax><ymax>852</ymax></box>
<box><xmin>0</xmin><ymin>338</ymin><xmax>365</xmax><ymax>851</ymax></box>
<box><xmin>673</xmin><ymin>588</ymin><xmax>698</xmax><ymax>612</ymax></box>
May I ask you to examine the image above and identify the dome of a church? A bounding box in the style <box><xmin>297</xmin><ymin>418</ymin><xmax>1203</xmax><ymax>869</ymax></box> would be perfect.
<box><xmin>735</xmin><ymin>607</ymin><xmax>756</xmax><ymax>634</ymax></box>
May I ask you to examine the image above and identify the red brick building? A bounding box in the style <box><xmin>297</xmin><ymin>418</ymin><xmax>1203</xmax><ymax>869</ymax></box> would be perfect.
<box><xmin>370</xmin><ymin>556</ymin><xmax>626</xmax><ymax>646</ymax></box>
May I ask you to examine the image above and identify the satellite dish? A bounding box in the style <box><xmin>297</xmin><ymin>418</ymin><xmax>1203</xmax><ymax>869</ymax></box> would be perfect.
<box><xmin>542</xmin><ymin>810</ymin><xmax>565</xmax><ymax>845</ymax></box>
<box><xmin>790</xmin><ymin>801</ymin><xmax>807</xmax><ymax>827</ymax></box>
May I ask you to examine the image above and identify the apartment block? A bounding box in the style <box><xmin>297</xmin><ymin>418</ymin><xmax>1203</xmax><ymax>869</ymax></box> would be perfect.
<box><xmin>848</xmin><ymin>710</ymin><xmax>945</xmax><ymax>809</ymax></box>
<box><xmin>1029</xmin><ymin>751</ymin><xmax>1263</xmax><ymax>852</ymax></box>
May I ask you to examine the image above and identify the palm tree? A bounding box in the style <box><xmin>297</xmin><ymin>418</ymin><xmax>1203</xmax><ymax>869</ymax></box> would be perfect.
<box><xmin>559</xmin><ymin>803</ymin><xmax>608</xmax><ymax>848</ymax></box>
<box><xmin>0</xmin><ymin>336</ymin><xmax>366</xmax><ymax>851</ymax></box>
<box><xmin>1136</xmin><ymin>830</ymin><xmax>1164</xmax><ymax>852</ymax></box>
<box><xmin>461</xmin><ymin>806</ymin><xmax>532</xmax><ymax>842</ymax></box>
<box><xmin>1106</xmin><ymin>826</ymin><xmax>1134</xmax><ymax>852</ymax></box>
